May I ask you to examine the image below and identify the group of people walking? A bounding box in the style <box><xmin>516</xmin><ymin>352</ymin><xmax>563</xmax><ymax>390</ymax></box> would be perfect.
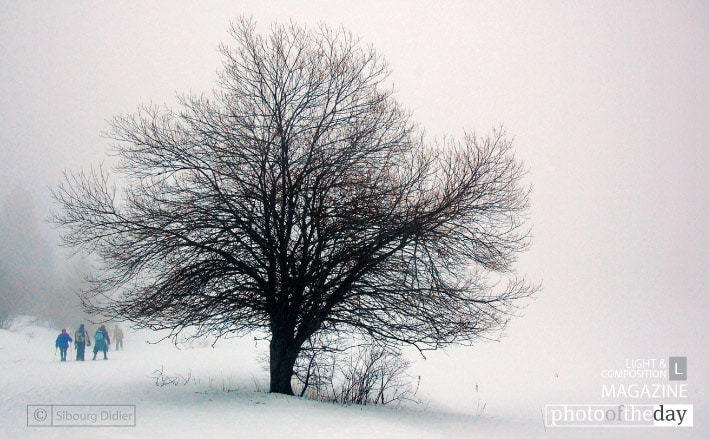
<box><xmin>54</xmin><ymin>324</ymin><xmax>124</xmax><ymax>361</ymax></box>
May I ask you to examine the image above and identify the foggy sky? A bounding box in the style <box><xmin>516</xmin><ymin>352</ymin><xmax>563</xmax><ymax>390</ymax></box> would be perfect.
<box><xmin>1</xmin><ymin>0</ymin><xmax>707</xmax><ymax>420</ymax></box>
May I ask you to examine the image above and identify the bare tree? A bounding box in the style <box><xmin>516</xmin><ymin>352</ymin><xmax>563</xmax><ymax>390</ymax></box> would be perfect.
<box><xmin>51</xmin><ymin>18</ymin><xmax>535</xmax><ymax>395</ymax></box>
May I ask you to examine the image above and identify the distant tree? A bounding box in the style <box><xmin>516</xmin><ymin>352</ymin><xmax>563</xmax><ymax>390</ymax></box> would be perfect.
<box><xmin>0</xmin><ymin>185</ymin><xmax>88</xmax><ymax>328</ymax></box>
<box><xmin>51</xmin><ymin>18</ymin><xmax>535</xmax><ymax>395</ymax></box>
<box><xmin>0</xmin><ymin>186</ymin><xmax>51</xmax><ymax>326</ymax></box>
<box><xmin>0</xmin><ymin>260</ymin><xmax>14</xmax><ymax>329</ymax></box>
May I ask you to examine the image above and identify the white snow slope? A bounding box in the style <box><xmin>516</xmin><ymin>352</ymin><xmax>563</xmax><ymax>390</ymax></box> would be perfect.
<box><xmin>0</xmin><ymin>320</ymin><xmax>700</xmax><ymax>438</ymax></box>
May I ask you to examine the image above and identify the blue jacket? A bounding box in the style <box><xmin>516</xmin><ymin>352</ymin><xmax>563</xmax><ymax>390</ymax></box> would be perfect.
<box><xmin>55</xmin><ymin>332</ymin><xmax>73</xmax><ymax>349</ymax></box>
<box><xmin>94</xmin><ymin>327</ymin><xmax>110</xmax><ymax>350</ymax></box>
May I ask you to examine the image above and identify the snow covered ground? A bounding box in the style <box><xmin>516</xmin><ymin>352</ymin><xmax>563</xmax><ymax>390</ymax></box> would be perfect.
<box><xmin>0</xmin><ymin>319</ymin><xmax>700</xmax><ymax>438</ymax></box>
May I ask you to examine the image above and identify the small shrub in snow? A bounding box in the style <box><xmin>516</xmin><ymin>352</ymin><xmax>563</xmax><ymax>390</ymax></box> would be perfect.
<box><xmin>291</xmin><ymin>337</ymin><xmax>420</xmax><ymax>406</ymax></box>
<box><xmin>150</xmin><ymin>365</ymin><xmax>192</xmax><ymax>387</ymax></box>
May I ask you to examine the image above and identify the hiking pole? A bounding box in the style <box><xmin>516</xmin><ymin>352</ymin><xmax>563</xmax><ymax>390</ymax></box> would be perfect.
<box><xmin>54</xmin><ymin>347</ymin><xmax>57</xmax><ymax>362</ymax></box>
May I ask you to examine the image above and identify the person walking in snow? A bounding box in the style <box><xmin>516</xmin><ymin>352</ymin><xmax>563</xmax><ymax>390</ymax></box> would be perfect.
<box><xmin>113</xmin><ymin>325</ymin><xmax>124</xmax><ymax>350</ymax></box>
<box><xmin>55</xmin><ymin>329</ymin><xmax>73</xmax><ymax>362</ymax></box>
<box><xmin>92</xmin><ymin>324</ymin><xmax>111</xmax><ymax>360</ymax></box>
<box><xmin>74</xmin><ymin>323</ymin><xmax>91</xmax><ymax>361</ymax></box>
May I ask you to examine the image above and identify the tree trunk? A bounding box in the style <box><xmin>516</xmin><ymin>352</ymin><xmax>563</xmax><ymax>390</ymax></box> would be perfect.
<box><xmin>269</xmin><ymin>332</ymin><xmax>299</xmax><ymax>395</ymax></box>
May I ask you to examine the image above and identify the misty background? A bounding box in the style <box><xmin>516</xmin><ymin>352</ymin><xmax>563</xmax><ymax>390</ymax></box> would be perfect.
<box><xmin>1</xmin><ymin>0</ymin><xmax>707</xmax><ymax>420</ymax></box>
